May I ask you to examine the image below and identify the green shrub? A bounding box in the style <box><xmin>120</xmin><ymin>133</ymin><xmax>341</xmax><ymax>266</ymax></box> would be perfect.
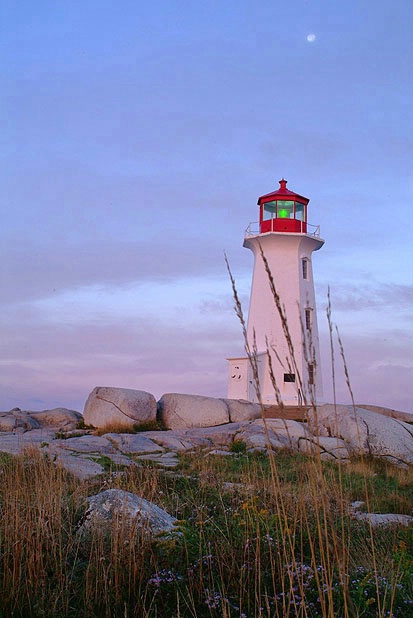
<box><xmin>230</xmin><ymin>439</ymin><xmax>248</xmax><ymax>453</ymax></box>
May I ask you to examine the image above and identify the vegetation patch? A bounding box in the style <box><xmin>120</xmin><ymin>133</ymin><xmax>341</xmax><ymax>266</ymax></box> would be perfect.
<box><xmin>76</xmin><ymin>418</ymin><xmax>95</xmax><ymax>430</ymax></box>
<box><xmin>1</xmin><ymin>447</ymin><xmax>413</xmax><ymax>617</ymax></box>
<box><xmin>230</xmin><ymin>438</ymin><xmax>248</xmax><ymax>454</ymax></box>
<box><xmin>93</xmin><ymin>419</ymin><xmax>165</xmax><ymax>436</ymax></box>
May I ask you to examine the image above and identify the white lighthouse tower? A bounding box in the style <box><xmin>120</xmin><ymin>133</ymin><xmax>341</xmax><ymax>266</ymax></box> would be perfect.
<box><xmin>228</xmin><ymin>179</ymin><xmax>324</xmax><ymax>406</ymax></box>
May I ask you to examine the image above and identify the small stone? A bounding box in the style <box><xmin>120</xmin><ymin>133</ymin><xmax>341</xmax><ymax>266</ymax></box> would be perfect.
<box><xmin>352</xmin><ymin>512</ymin><xmax>413</xmax><ymax>527</ymax></box>
<box><xmin>135</xmin><ymin>453</ymin><xmax>179</xmax><ymax>468</ymax></box>
<box><xmin>205</xmin><ymin>449</ymin><xmax>234</xmax><ymax>457</ymax></box>
<box><xmin>349</xmin><ymin>501</ymin><xmax>365</xmax><ymax>512</ymax></box>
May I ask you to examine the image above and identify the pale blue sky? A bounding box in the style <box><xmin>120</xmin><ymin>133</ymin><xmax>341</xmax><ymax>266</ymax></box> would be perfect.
<box><xmin>1</xmin><ymin>0</ymin><xmax>412</xmax><ymax>412</ymax></box>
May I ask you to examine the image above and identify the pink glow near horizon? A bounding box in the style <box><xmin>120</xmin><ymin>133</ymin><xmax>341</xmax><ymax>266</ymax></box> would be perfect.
<box><xmin>1</xmin><ymin>1</ymin><xmax>412</xmax><ymax>414</ymax></box>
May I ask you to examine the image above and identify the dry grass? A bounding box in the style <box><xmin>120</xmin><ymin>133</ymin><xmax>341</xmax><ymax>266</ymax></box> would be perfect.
<box><xmin>93</xmin><ymin>419</ymin><xmax>163</xmax><ymax>436</ymax></box>
<box><xmin>1</xmin><ymin>445</ymin><xmax>413</xmax><ymax>617</ymax></box>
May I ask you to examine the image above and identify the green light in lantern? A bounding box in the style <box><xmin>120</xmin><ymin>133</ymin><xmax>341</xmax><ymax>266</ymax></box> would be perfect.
<box><xmin>278</xmin><ymin>209</ymin><xmax>289</xmax><ymax>218</ymax></box>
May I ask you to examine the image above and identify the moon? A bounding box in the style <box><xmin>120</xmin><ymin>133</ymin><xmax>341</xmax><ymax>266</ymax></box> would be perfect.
<box><xmin>307</xmin><ymin>34</ymin><xmax>316</xmax><ymax>43</ymax></box>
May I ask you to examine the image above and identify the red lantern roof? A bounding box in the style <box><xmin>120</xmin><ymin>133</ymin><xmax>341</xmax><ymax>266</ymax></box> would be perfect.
<box><xmin>257</xmin><ymin>179</ymin><xmax>309</xmax><ymax>205</ymax></box>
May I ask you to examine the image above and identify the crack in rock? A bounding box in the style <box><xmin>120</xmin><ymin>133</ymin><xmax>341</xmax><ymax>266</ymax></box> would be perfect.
<box><xmin>96</xmin><ymin>395</ymin><xmax>140</xmax><ymax>422</ymax></box>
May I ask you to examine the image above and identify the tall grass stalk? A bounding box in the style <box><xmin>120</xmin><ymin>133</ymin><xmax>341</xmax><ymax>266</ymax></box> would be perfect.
<box><xmin>225</xmin><ymin>248</ymin><xmax>411</xmax><ymax>617</ymax></box>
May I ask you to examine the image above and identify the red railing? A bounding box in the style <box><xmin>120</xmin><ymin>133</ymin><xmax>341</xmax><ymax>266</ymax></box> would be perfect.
<box><xmin>245</xmin><ymin>220</ymin><xmax>321</xmax><ymax>238</ymax></box>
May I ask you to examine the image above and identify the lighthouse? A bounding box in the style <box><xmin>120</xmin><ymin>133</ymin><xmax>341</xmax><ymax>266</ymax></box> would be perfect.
<box><xmin>228</xmin><ymin>179</ymin><xmax>324</xmax><ymax>406</ymax></box>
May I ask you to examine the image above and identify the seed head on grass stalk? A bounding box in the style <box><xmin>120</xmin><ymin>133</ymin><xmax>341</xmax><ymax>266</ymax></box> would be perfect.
<box><xmin>225</xmin><ymin>253</ymin><xmax>300</xmax><ymax>549</ymax></box>
<box><xmin>327</xmin><ymin>291</ymin><xmax>389</xmax><ymax>616</ymax></box>
<box><xmin>334</xmin><ymin>319</ymin><xmax>386</xmax><ymax>615</ymax></box>
<box><xmin>251</xmin><ymin>249</ymin><xmax>361</xmax><ymax>616</ymax></box>
<box><xmin>327</xmin><ymin>287</ymin><xmax>337</xmax><ymax>413</ymax></box>
<box><xmin>325</xmin><ymin>288</ymin><xmax>355</xmax><ymax>612</ymax></box>
<box><xmin>225</xmin><ymin>248</ymin><xmax>400</xmax><ymax>617</ymax></box>
<box><xmin>227</xmin><ymin>252</ymin><xmax>335</xmax><ymax>614</ymax></box>
<box><xmin>225</xmin><ymin>252</ymin><xmax>263</xmax><ymax>407</ymax></box>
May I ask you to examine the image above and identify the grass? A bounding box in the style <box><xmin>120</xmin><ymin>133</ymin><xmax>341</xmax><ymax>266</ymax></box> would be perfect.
<box><xmin>93</xmin><ymin>419</ymin><xmax>165</xmax><ymax>436</ymax></box>
<box><xmin>0</xmin><ymin>448</ymin><xmax>413</xmax><ymax>617</ymax></box>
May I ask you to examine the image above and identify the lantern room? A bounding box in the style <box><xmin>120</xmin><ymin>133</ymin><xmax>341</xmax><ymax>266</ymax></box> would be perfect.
<box><xmin>258</xmin><ymin>179</ymin><xmax>309</xmax><ymax>234</ymax></box>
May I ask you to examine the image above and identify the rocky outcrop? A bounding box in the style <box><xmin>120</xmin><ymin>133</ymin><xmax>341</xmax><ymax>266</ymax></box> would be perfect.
<box><xmin>157</xmin><ymin>394</ymin><xmax>263</xmax><ymax>430</ymax></box>
<box><xmin>0</xmin><ymin>407</ymin><xmax>81</xmax><ymax>433</ymax></box>
<box><xmin>83</xmin><ymin>387</ymin><xmax>157</xmax><ymax>429</ymax></box>
<box><xmin>0</xmin><ymin>409</ymin><xmax>39</xmax><ymax>432</ymax></box>
<box><xmin>30</xmin><ymin>408</ymin><xmax>82</xmax><ymax>429</ymax></box>
<box><xmin>310</xmin><ymin>404</ymin><xmax>413</xmax><ymax>467</ymax></box>
<box><xmin>1</xmin><ymin>396</ymin><xmax>412</xmax><ymax>479</ymax></box>
<box><xmin>79</xmin><ymin>489</ymin><xmax>180</xmax><ymax>536</ymax></box>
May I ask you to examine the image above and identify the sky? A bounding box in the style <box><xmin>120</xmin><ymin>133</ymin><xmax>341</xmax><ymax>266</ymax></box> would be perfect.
<box><xmin>1</xmin><ymin>0</ymin><xmax>412</xmax><ymax>414</ymax></box>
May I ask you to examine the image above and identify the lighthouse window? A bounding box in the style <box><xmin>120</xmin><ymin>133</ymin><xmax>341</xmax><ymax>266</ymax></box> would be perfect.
<box><xmin>308</xmin><ymin>364</ymin><xmax>314</xmax><ymax>385</ymax></box>
<box><xmin>277</xmin><ymin>200</ymin><xmax>294</xmax><ymax>219</ymax></box>
<box><xmin>305</xmin><ymin>308</ymin><xmax>312</xmax><ymax>330</ymax></box>
<box><xmin>302</xmin><ymin>259</ymin><xmax>308</xmax><ymax>279</ymax></box>
<box><xmin>263</xmin><ymin>201</ymin><xmax>276</xmax><ymax>220</ymax></box>
<box><xmin>296</xmin><ymin>202</ymin><xmax>305</xmax><ymax>221</ymax></box>
<box><xmin>284</xmin><ymin>373</ymin><xmax>296</xmax><ymax>383</ymax></box>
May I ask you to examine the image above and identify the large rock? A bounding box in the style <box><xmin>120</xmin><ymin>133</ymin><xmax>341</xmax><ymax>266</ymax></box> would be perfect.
<box><xmin>311</xmin><ymin>404</ymin><xmax>413</xmax><ymax>466</ymax></box>
<box><xmin>80</xmin><ymin>489</ymin><xmax>179</xmax><ymax>536</ymax></box>
<box><xmin>298</xmin><ymin>436</ymin><xmax>350</xmax><ymax>462</ymax></box>
<box><xmin>356</xmin><ymin>404</ymin><xmax>413</xmax><ymax>424</ymax></box>
<box><xmin>0</xmin><ymin>412</ymin><xmax>22</xmax><ymax>432</ymax></box>
<box><xmin>0</xmin><ymin>408</ymin><xmax>81</xmax><ymax>433</ymax></box>
<box><xmin>83</xmin><ymin>387</ymin><xmax>157</xmax><ymax>429</ymax></box>
<box><xmin>236</xmin><ymin>418</ymin><xmax>309</xmax><ymax>452</ymax></box>
<box><xmin>158</xmin><ymin>393</ymin><xmax>230</xmax><ymax>430</ymax></box>
<box><xmin>223</xmin><ymin>399</ymin><xmax>263</xmax><ymax>422</ymax></box>
<box><xmin>30</xmin><ymin>408</ymin><xmax>82</xmax><ymax>430</ymax></box>
<box><xmin>0</xmin><ymin>408</ymin><xmax>41</xmax><ymax>432</ymax></box>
